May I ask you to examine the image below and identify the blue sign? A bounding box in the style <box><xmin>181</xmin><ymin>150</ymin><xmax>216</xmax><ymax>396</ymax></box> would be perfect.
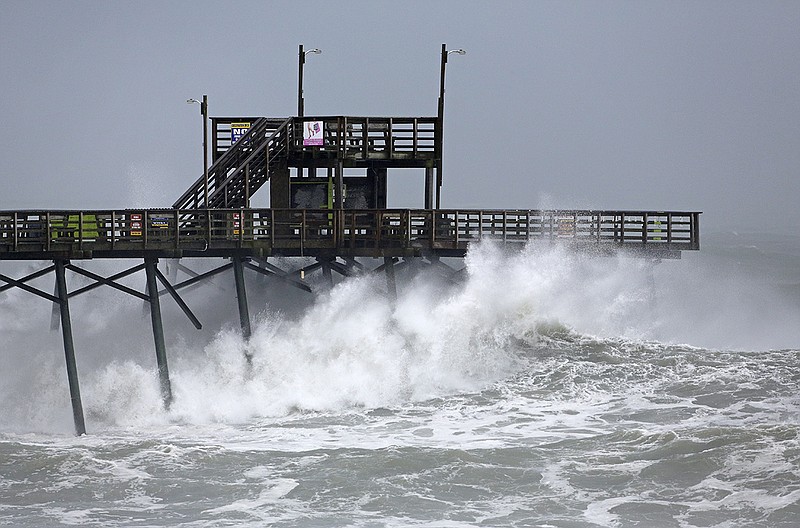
<box><xmin>231</xmin><ymin>122</ymin><xmax>251</xmax><ymax>144</ymax></box>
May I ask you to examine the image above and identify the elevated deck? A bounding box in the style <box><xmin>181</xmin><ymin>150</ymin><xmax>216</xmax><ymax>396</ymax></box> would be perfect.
<box><xmin>173</xmin><ymin>116</ymin><xmax>443</xmax><ymax>211</ymax></box>
<box><xmin>1</xmin><ymin>208</ymin><xmax>699</xmax><ymax>261</ymax></box>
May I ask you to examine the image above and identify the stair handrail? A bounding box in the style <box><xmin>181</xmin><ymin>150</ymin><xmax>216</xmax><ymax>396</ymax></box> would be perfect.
<box><xmin>172</xmin><ymin>117</ymin><xmax>288</xmax><ymax>209</ymax></box>
<box><xmin>207</xmin><ymin>117</ymin><xmax>293</xmax><ymax>207</ymax></box>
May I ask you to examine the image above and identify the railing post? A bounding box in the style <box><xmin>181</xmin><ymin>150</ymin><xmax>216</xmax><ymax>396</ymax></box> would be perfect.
<box><xmin>143</xmin><ymin>210</ymin><xmax>148</xmax><ymax>248</ymax></box>
<box><xmin>111</xmin><ymin>211</ymin><xmax>116</xmax><ymax>250</ymax></box>
<box><xmin>413</xmin><ymin>118</ymin><xmax>418</xmax><ymax>158</ymax></box>
<box><xmin>455</xmin><ymin>211</ymin><xmax>460</xmax><ymax>247</ymax></box>
<box><xmin>362</xmin><ymin>117</ymin><xmax>369</xmax><ymax>159</ymax></box>
<box><xmin>77</xmin><ymin>212</ymin><xmax>83</xmax><ymax>251</ymax></box>
<box><xmin>239</xmin><ymin>209</ymin><xmax>244</xmax><ymax>246</ymax></box>
<box><xmin>388</xmin><ymin>118</ymin><xmax>393</xmax><ymax>158</ymax></box>
<box><xmin>596</xmin><ymin>213</ymin><xmax>601</xmax><ymax>243</ymax></box>
<box><xmin>244</xmin><ymin>164</ymin><xmax>250</xmax><ymax>208</ymax></box>
<box><xmin>174</xmin><ymin>209</ymin><xmax>179</xmax><ymax>249</ymax></box>
<box><xmin>667</xmin><ymin>213</ymin><xmax>673</xmax><ymax>245</ymax></box>
<box><xmin>45</xmin><ymin>212</ymin><xmax>51</xmax><ymax>252</ymax></box>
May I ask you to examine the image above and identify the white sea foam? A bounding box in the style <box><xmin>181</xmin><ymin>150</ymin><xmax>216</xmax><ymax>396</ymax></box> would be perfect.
<box><xmin>1</xmin><ymin>237</ymin><xmax>798</xmax><ymax>436</ymax></box>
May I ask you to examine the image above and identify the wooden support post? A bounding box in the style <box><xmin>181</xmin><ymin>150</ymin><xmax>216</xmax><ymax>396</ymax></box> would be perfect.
<box><xmin>50</xmin><ymin>281</ymin><xmax>60</xmax><ymax>331</ymax></box>
<box><xmin>384</xmin><ymin>256</ymin><xmax>397</xmax><ymax>305</ymax></box>
<box><xmin>232</xmin><ymin>256</ymin><xmax>252</xmax><ymax>339</ymax></box>
<box><xmin>145</xmin><ymin>257</ymin><xmax>172</xmax><ymax>409</ymax></box>
<box><xmin>54</xmin><ymin>259</ymin><xmax>86</xmax><ymax>436</ymax></box>
<box><xmin>376</xmin><ymin>168</ymin><xmax>387</xmax><ymax>209</ymax></box>
<box><xmin>320</xmin><ymin>257</ymin><xmax>333</xmax><ymax>289</ymax></box>
<box><xmin>335</xmin><ymin>161</ymin><xmax>344</xmax><ymax>209</ymax></box>
<box><xmin>647</xmin><ymin>259</ymin><xmax>659</xmax><ymax>312</ymax></box>
<box><xmin>436</xmin><ymin>164</ymin><xmax>442</xmax><ymax>210</ymax></box>
<box><xmin>424</xmin><ymin>167</ymin><xmax>435</xmax><ymax>210</ymax></box>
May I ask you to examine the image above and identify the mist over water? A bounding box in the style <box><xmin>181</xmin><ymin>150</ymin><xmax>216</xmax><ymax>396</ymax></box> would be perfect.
<box><xmin>1</xmin><ymin>234</ymin><xmax>799</xmax><ymax>526</ymax></box>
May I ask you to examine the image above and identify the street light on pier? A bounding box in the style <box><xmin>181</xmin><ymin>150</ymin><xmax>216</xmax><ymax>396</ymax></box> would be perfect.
<box><xmin>298</xmin><ymin>44</ymin><xmax>322</xmax><ymax>118</ymax></box>
<box><xmin>436</xmin><ymin>45</ymin><xmax>465</xmax><ymax>208</ymax></box>
<box><xmin>186</xmin><ymin>95</ymin><xmax>209</xmax><ymax>208</ymax></box>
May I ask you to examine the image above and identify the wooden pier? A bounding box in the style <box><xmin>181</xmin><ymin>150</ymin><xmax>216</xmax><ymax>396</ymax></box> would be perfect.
<box><xmin>0</xmin><ymin>46</ymin><xmax>702</xmax><ymax>435</ymax></box>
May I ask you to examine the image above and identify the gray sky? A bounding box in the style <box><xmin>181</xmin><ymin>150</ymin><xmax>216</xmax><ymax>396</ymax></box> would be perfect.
<box><xmin>1</xmin><ymin>0</ymin><xmax>798</xmax><ymax>234</ymax></box>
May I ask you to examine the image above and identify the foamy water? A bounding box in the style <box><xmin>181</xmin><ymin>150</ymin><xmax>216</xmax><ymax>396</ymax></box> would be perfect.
<box><xmin>1</xmin><ymin>235</ymin><xmax>799</xmax><ymax>526</ymax></box>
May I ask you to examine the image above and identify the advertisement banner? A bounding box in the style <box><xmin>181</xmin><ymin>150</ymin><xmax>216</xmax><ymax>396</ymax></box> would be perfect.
<box><xmin>303</xmin><ymin>120</ymin><xmax>324</xmax><ymax>146</ymax></box>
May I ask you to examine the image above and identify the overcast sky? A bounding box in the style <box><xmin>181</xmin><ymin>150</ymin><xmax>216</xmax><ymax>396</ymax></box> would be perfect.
<box><xmin>1</xmin><ymin>0</ymin><xmax>798</xmax><ymax>234</ymax></box>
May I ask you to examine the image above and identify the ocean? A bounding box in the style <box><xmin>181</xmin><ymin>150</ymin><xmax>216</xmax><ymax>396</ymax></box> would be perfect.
<box><xmin>1</xmin><ymin>232</ymin><xmax>799</xmax><ymax>527</ymax></box>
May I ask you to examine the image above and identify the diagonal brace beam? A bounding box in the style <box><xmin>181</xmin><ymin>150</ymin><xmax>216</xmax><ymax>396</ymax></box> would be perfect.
<box><xmin>243</xmin><ymin>260</ymin><xmax>312</xmax><ymax>293</ymax></box>
<box><xmin>327</xmin><ymin>259</ymin><xmax>356</xmax><ymax>278</ymax></box>
<box><xmin>0</xmin><ymin>265</ymin><xmax>55</xmax><ymax>294</ymax></box>
<box><xmin>154</xmin><ymin>267</ymin><xmax>202</xmax><ymax>330</ymax></box>
<box><xmin>166</xmin><ymin>262</ymin><xmax>234</xmax><ymax>292</ymax></box>
<box><xmin>66</xmin><ymin>264</ymin><xmax>149</xmax><ymax>301</ymax></box>
<box><xmin>69</xmin><ymin>263</ymin><xmax>147</xmax><ymax>298</ymax></box>
<box><xmin>0</xmin><ymin>270</ymin><xmax>59</xmax><ymax>303</ymax></box>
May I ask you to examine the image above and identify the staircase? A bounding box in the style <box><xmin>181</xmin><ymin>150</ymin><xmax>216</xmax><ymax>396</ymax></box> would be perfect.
<box><xmin>173</xmin><ymin>117</ymin><xmax>292</xmax><ymax>209</ymax></box>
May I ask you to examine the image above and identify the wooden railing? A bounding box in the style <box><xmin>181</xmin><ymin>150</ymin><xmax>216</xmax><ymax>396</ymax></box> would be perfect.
<box><xmin>0</xmin><ymin>209</ymin><xmax>700</xmax><ymax>258</ymax></box>
<box><xmin>290</xmin><ymin>117</ymin><xmax>438</xmax><ymax>160</ymax></box>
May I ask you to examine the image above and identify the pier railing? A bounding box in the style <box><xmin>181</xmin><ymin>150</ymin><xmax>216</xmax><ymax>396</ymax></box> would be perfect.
<box><xmin>290</xmin><ymin>117</ymin><xmax>439</xmax><ymax>160</ymax></box>
<box><xmin>0</xmin><ymin>209</ymin><xmax>700</xmax><ymax>258</ymax></box>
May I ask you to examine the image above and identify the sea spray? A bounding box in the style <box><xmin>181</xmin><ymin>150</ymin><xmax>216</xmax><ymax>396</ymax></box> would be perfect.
<box><xmin>82</xmin><ymin>242</ymin><xmax>659</xmax><ymax>428</ymax></box>
<box><xmin>1</xmin><ymin>237</ymin><xmax>798</xmax><ymax>433</ymax></box>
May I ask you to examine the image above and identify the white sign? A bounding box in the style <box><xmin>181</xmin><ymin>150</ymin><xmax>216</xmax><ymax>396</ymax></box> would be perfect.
<box><xmin>303</xmin><ymin>121</ymin><xmax>323</xmax><ymax>146</ymax></box>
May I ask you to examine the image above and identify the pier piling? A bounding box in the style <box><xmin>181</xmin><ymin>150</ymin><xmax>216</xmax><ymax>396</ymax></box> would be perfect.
<box><xmin>384</xmin><ymin>256</ymin><xmax>397</xmax><ymax>305</ymax></box>
<box><xmin>54</xmin><ymin>260</ymin><xmax>86</xmax><ymax>436</ymax></box>
<box><xmin>145</xmin><ymin>258</ymin><xmax>172</xmax><ymax>408</ymax></box>
<box><xmin>232</xmin><ymin>256</ymin><xmax>252</xmax><ymax>339</ymax></box>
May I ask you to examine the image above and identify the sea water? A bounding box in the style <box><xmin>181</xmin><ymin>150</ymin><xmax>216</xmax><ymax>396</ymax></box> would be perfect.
<box><xmin>1</xmin><ymin>233</ymin><xmax>799</xmax><ymax>527</ymax></box>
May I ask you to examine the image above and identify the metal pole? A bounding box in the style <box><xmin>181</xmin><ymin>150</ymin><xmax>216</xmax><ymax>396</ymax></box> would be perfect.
<box><xmin>437</xmin><ymin>44</ymin><xmax>447</xmax><ymax>210</ymax></box>
<box><xmin>145</xmin><ymin>258</ymin><xmax>172</xmax><ymax>408</ymax></box>
<box><xmin>298</xmin><ymin>44</ymin><xmax>305</xmax><ymax>117</ymax></box>
<box><xmin>202</xmin><ymin>95</ymin><xmax>209</xmax><ymax>208</ymax></box>
<box><xmin>54</xmin><ymin>260</ymin><xmax>86</xmax><ymax>436</ymax></box>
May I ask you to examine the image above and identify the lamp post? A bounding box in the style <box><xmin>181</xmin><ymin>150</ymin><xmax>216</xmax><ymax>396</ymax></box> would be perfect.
<box><xmin>298</xmin><ymin>44</ymin><xmax>322</xmax><ymax>118</ymax></box>
<box><xmin>436</xmin><ymin>44</ymin><xmax>465</xmax><ymax>208</ymax></box>
<box><xmin>186</xmin><ymin>95</ymin><xmax>209</xmax><ymax>208</ymax></box>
